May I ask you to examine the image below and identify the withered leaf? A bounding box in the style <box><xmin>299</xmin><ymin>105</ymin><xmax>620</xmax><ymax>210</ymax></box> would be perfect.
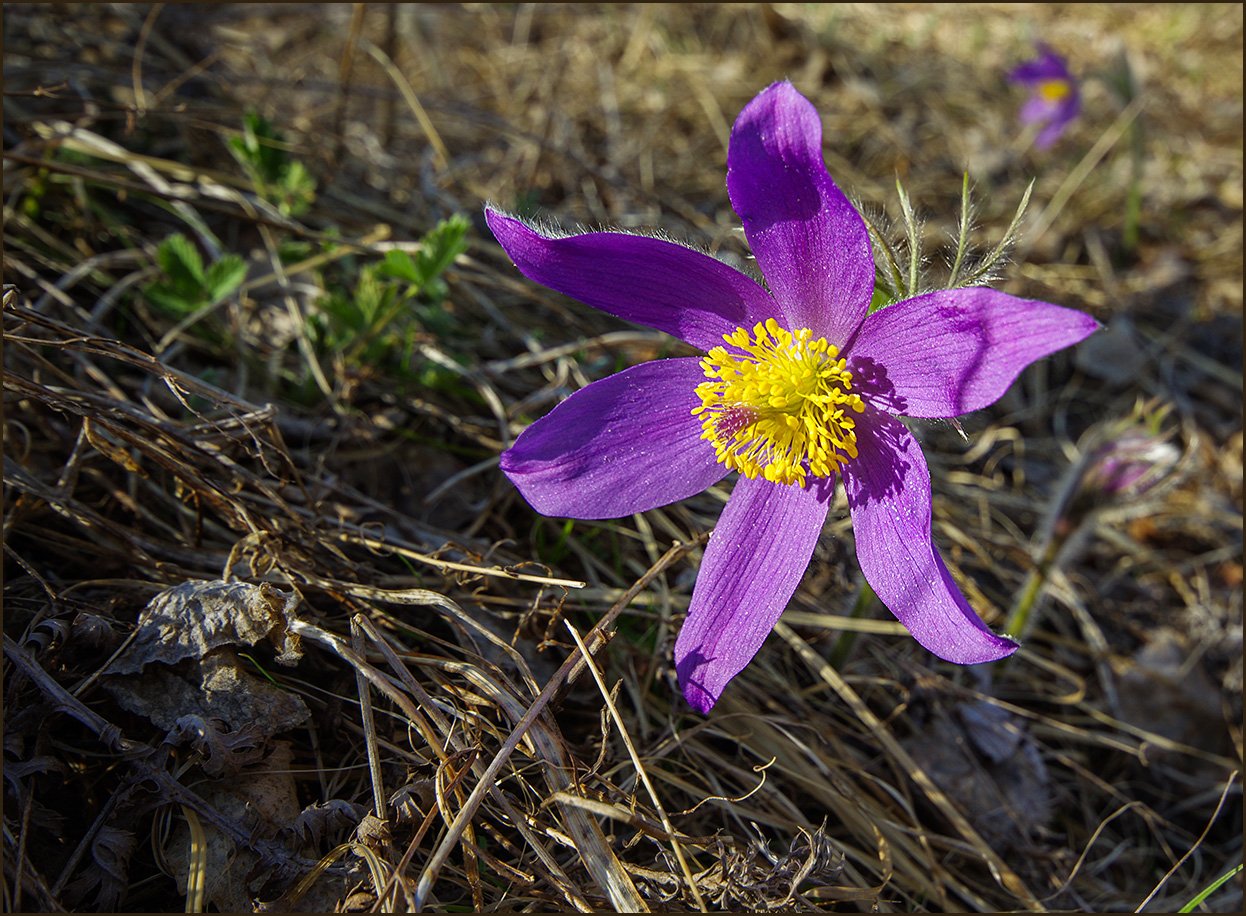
<box><xmin>166</xmin><ymin>714</ymin><xmax>271</xmax><ymax>777</ymax></box>
<box><xmin>105</xmin><ymin>649</ymin><xmax>310</xmax><ymax>734</ymax></box>
<box><xmin>166</xmin><ymin>741</ymin><xmax>305</xmax><ymax>913</ymax></box>
<box><xmin>61</xmin><ymin>824</ymin><xmax>136</xmax><ymax>911</ymax></box>
<box><xmin>107</xmin><ymin>579</ymin><xmax>302</xmax><ymax>675</ymax></box>
<box><xmin>289</xmin><ymin>799</ymin><xmax>366</xmax><ymax>847</ymax></box>
<box><xmin>902</xmin><ymin>699</ymin><xmax>1052</xmax><ymax>851</ymax></box>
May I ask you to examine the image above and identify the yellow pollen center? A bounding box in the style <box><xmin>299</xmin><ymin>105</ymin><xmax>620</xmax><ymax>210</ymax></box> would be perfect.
<box><xmin>1038</xmin><ymin>79</ymin><xmax>1071</xmax><ymax>102</ymax></box>
<box><xmin>692</xmin><ymin>318</ymin><xmax>865</xmax><ymax>487</ymax></box>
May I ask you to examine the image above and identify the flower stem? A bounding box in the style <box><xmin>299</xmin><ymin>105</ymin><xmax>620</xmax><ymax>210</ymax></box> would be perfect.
<box><xmin>1004</xmin><ymin>445</ymin><xmax>1097</xmax><ymax>640</ymax></box>
<box><xmin>1122</xmin><ymin>115</ymin><xmax>1144</xmax><ymax>253</ymax></box>
<box><xmin>1003</xmin><ymin>536</ymin><xmax>1061</xmax><ymax>638</ymax></box>
<box><xmin>828</xmin><ymin>579</ymin><xmax>877</xmax><ymax>669</ymax></box>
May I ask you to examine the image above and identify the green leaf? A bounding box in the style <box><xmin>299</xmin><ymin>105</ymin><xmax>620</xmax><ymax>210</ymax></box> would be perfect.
<box><xmin>278</xmin><ymin>239</ymin><xmax>313</xmax><ymax>263</ymax></box>
<box><xmin>413</xmin><ymin>214</ymin><xmax>469</xmax><ymax>291</ymax></box>
<box><xmin>278</xmin><ymin>159</ymin><xmax>316</xmax><ymax>216</ymax></box>
<box><xmin>157</xmin><ymin>234</ymin><xmax>206</xmax><ymax>291</ymax></box>
<box><xmin>353</xmin><ymin>268</ymin><xmax>387</xmax><ymax>326</ymax></box>
<box><xmin>867</xmin><ymin>284</ymin><xmax>895</xmax><ymax>314</ymax></box>
<box><xmin>203</xmin><ymin>255</ymin><xmax>247</xmax><ymax>305</ymax></box>
<box><xmin>235</xmin><ymin>110</ymin><xmax>285</xmax><ymax>184</ymax></box>
<box><xmin>144</xmin><ymin>282</ymin><xmax>199</xmax><ymax>317</ymax></box>
<box><xmin>377</xmin><ymin>249</ymin><xmax>422</xmax><ymax>284</ymax></box>
<box><xmin>231</xmin><ymin>110</ymin><xmax>317</xmax><ymax>215</ymax></box>
<box><xmin>1179</xmin><ymin>863</ymin><xmax>1243</xmax><ymax>913</ymax></box>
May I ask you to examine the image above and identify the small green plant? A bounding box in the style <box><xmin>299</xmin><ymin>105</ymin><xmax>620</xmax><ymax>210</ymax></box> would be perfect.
<box><xmin>143</xmin><ymin>234</ymin><xmax>246</xmax><ymax>319</ymax></box>
<box><xmin>228</xmin><ymin>111</ymin><xmax>317</xmax><ymax>217</ymax></box>
<box><xmin>310</xmin><ymin>214</ymin><xmax>469</xmax><ymax>376</ymax></box>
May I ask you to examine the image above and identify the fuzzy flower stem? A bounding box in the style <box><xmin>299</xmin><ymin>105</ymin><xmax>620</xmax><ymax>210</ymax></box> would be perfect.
<box><xmin>1002</xmin><ymin>437</ymin><xmax>1094</xmax><ymax>639</ymax></box>
<box><xmin>1003</xmin><ymin>531</ymin><xmax>1066</xmax><ymax>640</ymax></box>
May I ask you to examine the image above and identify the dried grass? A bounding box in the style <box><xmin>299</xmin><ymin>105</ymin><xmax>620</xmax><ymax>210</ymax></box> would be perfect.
<box><xmin>3</xmin><ymin>3</ymin><xmax>1242</xmax><ymax>912</ymax></box>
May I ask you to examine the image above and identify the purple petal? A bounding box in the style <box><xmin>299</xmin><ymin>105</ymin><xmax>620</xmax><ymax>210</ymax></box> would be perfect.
<box><xmin>1035</xmin><ymin>95</ymin><xmax>1081</xmax><ymax>148</ymax></box>
<box><xmin>1008</xmin><ymin>45</ymin><xmax>1073</xmax><ymax>85</ymax></box>
<box><xmin>1033</xmin><ymin>118</ymin><xmax>1069</xmax><ymax>150</ymax></box>
<box><xmin>485</xmin><ymin>209</ymin><xmax>778</xmax><ymax>352</ymax></box>
<box><xmin>1019</xmin><ymin>94</ymin><xmax>1061</xmax><ymax>127</ymax></box>
<box><xmin>675</xmin><ymin>474</ymin><xmax>832</xmax><ymax>713</ymax></box>
<box><xmin>847</xmin><ymin>288</ymin><xmax>1100</xmax><ymax>418</ymax></box>
<box><xmin>501</xmin><ymin>358</ymin><xmax>727</xmax><ymax>519</ymax></box>
<box><xmin>841</xmin><ymin>409</ymin><xmax>1018</xmax><ymax>664</ymax></box>
<box><xmin>726</xmin><ymin>81</ymin><xmax>874</xmax><ymax>348</ymax></box>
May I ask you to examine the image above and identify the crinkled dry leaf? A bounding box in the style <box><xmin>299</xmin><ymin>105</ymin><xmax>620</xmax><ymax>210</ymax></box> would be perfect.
<box><xmin>166</xmin><ymin>741</ymin><xmax>307</xmax><ymax>913</ymax></box>
<box><xmin>289</xmin><ymin>799</ymin><xmax>366</xmax><ymax>847</ymax></box>
<box><xmin>354</xmin><ymin>812</ymin><xmax>392</xmax><ymax>849</ymax></box>
<box><xmin>61</xmin><ymin>824</ymin><xmax>136</xmax><ymax>911</ymax></box>
<box><xmin>389</xmin><ymin>778</ymin><xmax>435</xmax><ymax>823</ymax></box>
<box><xmin>104</xmin><ymin>648</ymin><xmax>310</xmax><ymax>734</ymax></box>
<box><xmin>166</xmin><ymin>714</ymin><xmax>271</xmax><ymax>777</ymax></box>
<box><xmin>1115</xmin><ymin>627</ymin><xmax>1230</xmax><ymax>758</ymax></box>
<box><xmin>903</xmin><ymin>700</ymin><xmax>1052</xmax><ymax>851</ymax></box>
<box><xmin>106</xmin><ymin>579</ymin><xmax>302</xmax><ymax>676</ymax></box>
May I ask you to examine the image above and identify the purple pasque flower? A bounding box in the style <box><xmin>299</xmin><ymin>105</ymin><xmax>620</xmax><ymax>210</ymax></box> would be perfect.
<box><xmin>1081</xmin><ymin>406</ymin><xmax>1180</xmax><ymax>501</ymax></box>
<box><xmin>1008</xmin><ymin>43</ymin><xmax>1081</xmax><ymax>149</ymax></box>
<box><xmin>487</xmin><ymin>81</ymin><xmax>1099</xmax><ymax>713</ymax></box>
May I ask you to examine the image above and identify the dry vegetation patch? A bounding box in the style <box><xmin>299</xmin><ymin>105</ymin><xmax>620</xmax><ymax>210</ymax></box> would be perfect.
<box><xmin>3</xmin><ymin>3</ymin><xmax>1241</xmax><ymax>912</ymax></box>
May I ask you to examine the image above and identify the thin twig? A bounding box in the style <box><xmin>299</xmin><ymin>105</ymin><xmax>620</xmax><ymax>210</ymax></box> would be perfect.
<box><xmin>1134</xmin><ymin>770</ymin><xmax>1241</xmax><ymax>912</ymax></box>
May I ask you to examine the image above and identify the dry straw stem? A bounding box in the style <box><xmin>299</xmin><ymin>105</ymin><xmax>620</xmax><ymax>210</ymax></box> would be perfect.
<box><xmin>4</xmin><ymin>3</ymin><xmax>1242</xmax><ymax>913</ymax></box>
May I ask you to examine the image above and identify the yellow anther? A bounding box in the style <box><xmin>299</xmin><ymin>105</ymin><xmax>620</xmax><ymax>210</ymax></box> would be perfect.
<box><xmin>691</xmin><ymin>322</ymin><xmax>865</xmax><ymax>487</ymax></box>
<box><xmin>1038</xmin><ymin>79</ymin><xmax>1071</xmax><ymax>102</ymax></box>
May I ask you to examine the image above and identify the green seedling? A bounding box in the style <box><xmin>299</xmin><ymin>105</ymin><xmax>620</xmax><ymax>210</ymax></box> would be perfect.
<box><xmin>143</xmin><ymin>233</ymin><xmax>246</xmax><ymax>319</ymax></box>
<box><xmin>229</xmin><ymin>110</ymin><xmax>317</xmax><ymax>217</ymax></box>
<box><xmin>310</xmin><ymin>214</ymin><xmax>469</xmax><ymax>377</ymax></box>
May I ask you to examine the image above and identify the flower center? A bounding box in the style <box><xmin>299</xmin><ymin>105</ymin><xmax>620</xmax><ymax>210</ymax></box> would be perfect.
<box><xmin>1038</xmin><ymin>78</ymin><xmax>1071</xmax><ymax>102</ymax></box>
<box><xmin>692</xmin><ymin>318</ymin><xmax>865</xmax><ymax>487</ymax></box>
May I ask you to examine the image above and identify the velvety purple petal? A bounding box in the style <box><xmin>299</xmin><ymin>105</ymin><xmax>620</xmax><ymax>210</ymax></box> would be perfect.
<box><xmin>1019</xmin><ymin>94</ymin><xmax>1060</xmax><ymax>127</ymax></box>
<box><xmin>1034</xmin><ymin>118</ymin><xmax>1069</xmax><ymax>150</ymax></box>
<box><xmin>675</xmin><ymin>474</ymin><xmax>832</xmax><ymax>713</ymax></box>
<box><xmin>1035</xmin><ymin>96</ymin><xmax>1081</xmax><ymax>148</ymax></box>
<box><xmin>1008</xmin><ymin>45</ymin><xmax>1073</xmax><ymax>85</ymax></box>
<box><xmin>500</xmin><ymin>358</ymin><xmax>726</xmax><ymax>520</ymax></box>
<box><xmin>841</xmin><ymin>409</ymin><xmax>1018</xmax><ymax>664</ymax></box>
<box><xmin>726</xmin><ymin>81</ymin><xmax>874</xmax><ymax>348</ymax></box>
<box><xmin>847</xmin><ymin>287</ymin><xmax>1100</xmax><ymax>418</ymax></box>
<box><xmin>485</xmin><ymin>209</ymin><xmax>778</xmax><ymax>352</ymax></box>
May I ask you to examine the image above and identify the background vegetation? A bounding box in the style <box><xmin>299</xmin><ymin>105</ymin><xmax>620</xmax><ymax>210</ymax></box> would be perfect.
<box><xmin>4</xmin><ymin>3</ymin><xmax>1242</xmax><ymax>912</ymax></box>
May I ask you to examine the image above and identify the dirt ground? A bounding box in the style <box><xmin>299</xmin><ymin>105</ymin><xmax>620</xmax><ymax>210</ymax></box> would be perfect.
<box><xmin>3</xmin><ymin>3</ymin><xmax>1242</xmax><ymax>912</ymax></box>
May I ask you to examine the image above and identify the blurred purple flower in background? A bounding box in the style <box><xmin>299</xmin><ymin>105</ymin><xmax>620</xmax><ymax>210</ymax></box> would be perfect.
<box><xmin>1080</xmin><ymin>403</ymin><xmax>1181</xmax><ymax>502</ymax></box>
<box><xmin>488</xmin><ymin>81</ymin><xmax>1099</xmax><ymax>713</ymax></box>
<box><xmin>1009</xmin><ymin>43</ymin><xmax>1081</xmax><ymax>149</ymax></box>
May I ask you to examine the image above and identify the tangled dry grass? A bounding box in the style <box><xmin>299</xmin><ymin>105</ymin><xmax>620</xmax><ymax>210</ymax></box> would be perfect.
<box><xmin>3</xmin><ymin>3</ymin><xmax>1242</xmax><ymax>912</ymax></box>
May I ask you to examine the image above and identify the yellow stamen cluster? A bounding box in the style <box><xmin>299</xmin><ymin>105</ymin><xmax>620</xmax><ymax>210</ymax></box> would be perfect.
<box><xmin>1038</xmin><ymin>79</ymin><xmax>1071</xmax><ymax>102</ymax></box>
<box><xmin>692</xmin><ymin>318</ymin><xmax>865</xmax><ymax>487</ymax></box>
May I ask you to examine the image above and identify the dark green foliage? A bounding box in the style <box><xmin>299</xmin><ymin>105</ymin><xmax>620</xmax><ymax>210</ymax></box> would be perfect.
<box><xmin>228</xmin><ymin>111</ymin><xmax>317</xmax><ymax>217</ymax></box>
<box><xmin>144</xmin><ymin>234</ymin><xmax>246</xmax><ymax>318</ymax></box>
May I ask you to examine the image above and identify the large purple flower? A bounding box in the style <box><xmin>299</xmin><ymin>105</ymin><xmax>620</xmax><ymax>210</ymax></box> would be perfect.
<box><xmin>488</xmin><ymin>81</ymin><xmax>1098</xmax><ymax>713</ymax></box>
<box><xmin>1008</xmin><ymin>43</ymin><xmax>1081</xmax><ymax>149</ymax></box>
